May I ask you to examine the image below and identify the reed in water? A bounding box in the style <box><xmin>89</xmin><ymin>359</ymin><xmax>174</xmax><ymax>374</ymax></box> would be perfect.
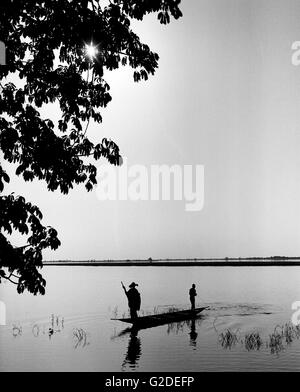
<box><xmin>218</xmin><ymin>322</ymin><xmax>300</xmax><ymax>354</ymax></box>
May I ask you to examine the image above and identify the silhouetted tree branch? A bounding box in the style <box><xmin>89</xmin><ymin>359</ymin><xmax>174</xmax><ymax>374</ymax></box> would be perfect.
<box><xmin>0</xmin><ymin>0</ymin><xmax>182</xmax><ymax>294</ymax></box>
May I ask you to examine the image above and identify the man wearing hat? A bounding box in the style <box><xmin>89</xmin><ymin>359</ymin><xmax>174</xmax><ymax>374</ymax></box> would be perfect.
<box><xmin>121</xmin><ymin>282</ymin><xmax>141</xmax><ymax>319</ymax></box>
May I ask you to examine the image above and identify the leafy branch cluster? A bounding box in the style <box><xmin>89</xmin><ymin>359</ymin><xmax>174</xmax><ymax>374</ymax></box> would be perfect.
<box><xmin>0</xmin><ymin>0</ymin><xmax>182</xmax><ymax>294</ymax></box>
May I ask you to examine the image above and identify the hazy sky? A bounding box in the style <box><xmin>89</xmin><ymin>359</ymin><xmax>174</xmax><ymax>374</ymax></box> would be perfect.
<box><xmin>5</xmin><ymin>0</ymin><xmax>300</xmax><ymax>259</ymax></box>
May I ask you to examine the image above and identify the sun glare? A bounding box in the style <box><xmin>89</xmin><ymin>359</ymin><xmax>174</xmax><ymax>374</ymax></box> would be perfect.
<box><xmin>85</xmin><ymin>43</ymin><xmax>98</xmax><ymax>60</ymax></box>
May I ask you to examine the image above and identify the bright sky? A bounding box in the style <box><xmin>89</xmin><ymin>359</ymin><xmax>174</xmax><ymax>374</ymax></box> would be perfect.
<box><xmin>4</xmin><ymin>0</ymin><xmax>300</xmax><ymax>260</ymax></box>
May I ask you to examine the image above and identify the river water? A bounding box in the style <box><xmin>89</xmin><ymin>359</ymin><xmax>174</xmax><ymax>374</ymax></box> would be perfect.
<box><xmin>0</xmin><ymin>266</ymin><xmax>300</xmax><ymax>371</ymax></box>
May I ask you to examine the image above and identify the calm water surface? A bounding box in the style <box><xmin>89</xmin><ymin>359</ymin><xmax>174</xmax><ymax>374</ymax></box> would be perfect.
<box><xmin>0</xmin><ymin>266</ymin><xmax>300</xmax><ymax>372</ymax></box>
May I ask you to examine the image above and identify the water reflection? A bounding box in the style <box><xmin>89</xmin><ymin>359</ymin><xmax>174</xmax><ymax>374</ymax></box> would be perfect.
<box><xmin>122</xmin><ymin>328</ymin><xmax>142</xmax><ymax>370</ymax></box>
<box><xmin>116</xmin><ymin>316</ymin><xmax>204</xmax><ymax>370</ymax></box>
<box><xmin>189</xmin><ymin>319</ymin><xmax>198</xmax><ymax>348</ymax></box>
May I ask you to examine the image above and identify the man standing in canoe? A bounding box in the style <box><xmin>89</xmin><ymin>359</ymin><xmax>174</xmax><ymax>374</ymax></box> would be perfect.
<box><xmin>122</xmin><ymin>282</ymin><xmax>141</xmax><ymax>319</ymax></box>
<box><xmin>189</xmin><ymin>284</ymin><xmax>197</xmax><ymax>310</ymax></box>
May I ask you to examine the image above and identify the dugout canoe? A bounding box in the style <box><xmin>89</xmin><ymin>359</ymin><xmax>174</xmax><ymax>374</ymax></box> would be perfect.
<box><xmin>111</xmin><ymin>307</ymin><xmax>209</xmax><ymax>328</ymax></box>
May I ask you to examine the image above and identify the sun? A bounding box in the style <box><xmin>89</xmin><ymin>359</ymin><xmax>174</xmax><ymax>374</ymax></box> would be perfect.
<box><xmin>85</xmin><ymin>43</ymin><xmax>98</xmax><ymax>60</ymax></box>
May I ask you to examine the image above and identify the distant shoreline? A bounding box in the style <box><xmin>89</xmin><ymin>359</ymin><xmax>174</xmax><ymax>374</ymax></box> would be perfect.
<box><xmin>44</xmin><ymin>258</ymin><xmax>300</xmax><ymax>267</ymax></box>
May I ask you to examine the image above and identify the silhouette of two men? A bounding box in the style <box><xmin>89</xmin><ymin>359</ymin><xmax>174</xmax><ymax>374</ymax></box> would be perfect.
<box><xmin>122</xmin><ymin>281</ymin><xmax>198</xmax><ymax>319</ymax></box>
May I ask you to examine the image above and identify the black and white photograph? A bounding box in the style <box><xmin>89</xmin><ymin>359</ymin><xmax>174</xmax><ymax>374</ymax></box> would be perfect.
<box><xmin>1</xmin><ymin>0</ymin><xmax>300</xmax><ymax>376</ymax></box>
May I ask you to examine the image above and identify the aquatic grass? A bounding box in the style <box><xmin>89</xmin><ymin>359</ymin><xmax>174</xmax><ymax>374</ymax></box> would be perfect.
<box><xmin>213</xmin><ymin>317</ymin><xmax>240</xmax><ymax>349</ymax></box>
<box><xmin>167</xmin><ymin>306</ymin><xmax>180</xmax><ymax>313</ymax></box>
<box><xmin>282</xmin><ymin>322</ymin><xmax>300</xmax><ymax>343</ymax></box>
<box><xmin>11</xmin><ymin>315</ymin><xmax>64</xmax><ymax>339</ymax></box>
<box><xmin>140</xmin><ymin>306</ymin><xmax>177</xmax><ymax>317</ymax></box>
<box><xmin>73</xmin><ymin>328</ymin><xmax>89</xmax><ymax>349</ymax></box>
<box><xmin>244</xmin><ymin>332</ymin><xmax>263</xmax><ymax>351</ymax></box>
<box><xmin>218</xmin><ymin>320</ymin><xmax>300</xmax><ymax>354</ymax></box>
<box><xmin>167</xmin><ymin>321</ymin><xmax>186</xmax><ymax>335</ymax></box>
<box><xmin>267</xmin><ymin>328</ymin><xmax>284</xmax><ymax>355</ymax></box>
<box><xmin>50</xmin><ymin>314</ymin><xmax>64</xmax><ymax>330</ymax></box>
<box><xmin>153</xmin><ymin>306</ymin><xmax>159</xmax><ymax>315</ymax></box>
<box><xmin>219</xmin><ymin>329</ymin><xmax>240</xmax><ymax>349</ymax></box>
<box><xmin>32</xmin><ymin>324</ymin><xmax>40</xmax><ymax>337</ymax></box>
<box><xmin>218</xmin><ymin>329</ymin><xmax>263</xmax><ymax>351</ymax></box>
<box><xmin>112</xmin><ymin>306</ymin><xmax>119</xmax><ymax>318</ymax></box>
<box><xmin>12</xmin><ymin>324</ymin><xmax>22</xmax><ymax>337</ymax></box>
<box><xmin>267</xmin><ymin>323</ymin><xmax>300</xmax><ymax>354</ymax></box>
<box><xmin>48</xmin><ymin>314</ymin><xmax>64</xmax><ymax>337</ymax></box>
<box><xmin>294</xmin><ymin>324</ymin><xmax>300</xmax><ymax>338</ymax></box>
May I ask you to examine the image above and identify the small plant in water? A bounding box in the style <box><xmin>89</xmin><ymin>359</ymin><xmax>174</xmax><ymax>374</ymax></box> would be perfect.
<box><xmin>12</xmin><ymin>324</ymin><xmax>22</xmax><ymax>337</ymax></box>
<box><xmin>73</xmin><ymin>328</ymin><xmax>89</xmax><ymax>349</ymax></box>
<box><xmin>48</xmin><ymin>314</ymin><xmax>64</xmax><ymax>338</ymax></box>
<box><xmin>167</xmin><ymin>321</ymin><xmax>186</xmax><ymax>335</ymax></box>
<box><xmin>244</xmin><ymin>332</ymin><xmax>263</xmax><ymax>351</ymax></box>
<box><xmin>112</xmin><ymin>306</ymin><xmax>118</xmax><ymax>318</ymax></box>
<box><xmin>167</xmin><ymin>306</ymin><xmax>180</xmax><ymax>313</ymax></box>
<box><xmin>267</xmin><ymin>327</ymin><xmax>284</xmax><ymax>355</ymax></box>
<box><xmin>218</xmin><ymin>320</ymin><xmax>300</xmax><ymax>355</ymax></box>
<box><xmin>32</xmin><ymin>324</ymin><xmax>40</xmax><ymax>338</ymax></box>
<box><xmin>267</xmin><ymin>323</ymin><xmax>300</xmax><ymax>354</ymax></box>
<box><xmin>219</xmin><ymin>329</ymin><xmax>240</xmax><ymax>349</ymax></box>
<box><xmin>282</xmin><ymin>322</ymin><xmax>300</xmax><ymax>343</ymax></box>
